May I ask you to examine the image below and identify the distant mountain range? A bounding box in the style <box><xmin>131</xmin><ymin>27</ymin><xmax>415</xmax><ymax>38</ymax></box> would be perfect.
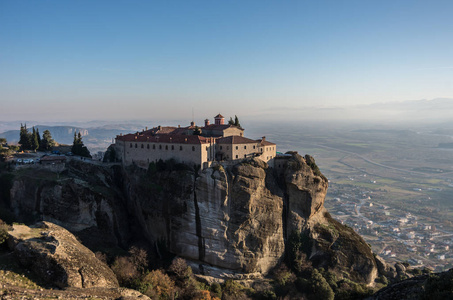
<box><xmin>251</xmin><ymin>98</ymin><xmax>453</xmax><ymax>123</ymax></box>
<box><xmin>0</xmin><ymin>124</ymin><xmax>145</xmax><ymax>153</ymax></box>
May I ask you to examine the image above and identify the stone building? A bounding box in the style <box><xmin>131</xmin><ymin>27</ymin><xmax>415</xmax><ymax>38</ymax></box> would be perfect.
<box><xmin>112</xmin><ymin>114</ymin><xmax>277</xmax><ymax>169</ymax></box>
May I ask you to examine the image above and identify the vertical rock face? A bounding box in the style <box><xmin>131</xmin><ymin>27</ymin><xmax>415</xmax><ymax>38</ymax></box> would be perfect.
<box><xmin>284</xmin><ymin>154</ymin><xmax>329</xmax><ymax>233</ymax></box>
<box><xmin>194</xmin><ymin>161</ymin><xmax>285</xmax><ymax>273</ymax></box>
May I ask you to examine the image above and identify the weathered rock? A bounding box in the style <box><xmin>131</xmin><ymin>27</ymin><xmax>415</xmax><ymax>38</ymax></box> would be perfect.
<box><xmin>285</xmin><ymin>154</ymin><xmax>329</xmax><ymax>233</ymax></box>
<box><xmin>309</xmin><ymin>215</ymin><xmax>378</xmax><ymax>284</ymax></box>
<box><xmin>375</xmin><ymin>255</ymin><xmax>397</xmax><ymax>279</ymax></box>
<box><xmin>8</xmin><ymin>160</ymin><xmax>130</xmax><ymax>248</ymax></box>
<box><xmin>8</xmin><ymin>221</ymin><xmax>119</xmax><ymax>288</ymax></box>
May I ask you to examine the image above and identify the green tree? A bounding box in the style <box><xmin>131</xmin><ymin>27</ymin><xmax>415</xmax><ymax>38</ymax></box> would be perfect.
<box><xmin>36</xmin><ymin>128</ymin><xmax>41</xmax><ymax>150</ymax></box>
<box><xmin>19</xmin><ymin>123</ymin><xmax>32</xmax><ymax>150</ymax></box>
<box><xmin>308</xmin><ymin>269</ymin><xmax>334</xmax><ymax>300</ymax></box>
<box><xmin>40</xmin><ymin>130</ymin><xmax>55</xmax><ymax>151</ymax></box>
<box><xmin>72</xmin><ymin>131</ymin><xmax>91</xmax><ymax>157</ymax></box>
<box><xmin>228</xmin><ymin>116</ymin><xmax>241</xmax><ymax>127</ymax></box>
<box><xmin>31</xmin><ymin>127</ymin><xmax>39</xmax><ymax>151</ymax></box>
<box><xmin>234</xmin><ymin>115</ymin><xmax>241</xmax><ymax>127</ymax></box>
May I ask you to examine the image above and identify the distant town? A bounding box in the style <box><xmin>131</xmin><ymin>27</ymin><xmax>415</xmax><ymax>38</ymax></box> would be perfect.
<box><xmin>325</xmin><ymin>179</ymin><xmax>452</xmax><ymax>272</ymax></box>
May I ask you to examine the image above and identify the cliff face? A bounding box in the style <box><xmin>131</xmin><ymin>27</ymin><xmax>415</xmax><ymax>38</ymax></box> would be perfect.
<box><xmin>4</xmin><ymin>153</ymin><xmax>378</xmax><ymax>284</ymax></box>
<box><xmin>8</xmin><ymin>161</ymin><xmax>130</xmax><ymax>249</ymax></box>
<box><xmin>121</xmin><ymin>154</ymin><xmax>377</xmax><ymax>283</ymax></box>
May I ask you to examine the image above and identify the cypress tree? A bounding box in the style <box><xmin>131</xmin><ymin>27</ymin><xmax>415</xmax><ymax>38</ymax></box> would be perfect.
<box><xmin>36</xmin><ymin>128</ymin><xmax>41</xmax><ymax>150</ymax></box>
<box><xmin>72</xmin><ymin>131</ymin><xmax>91</xmax><ymax>158</ymax></box>
<box><xmin>41</xmin><ymin>130</ymin><xmax>55</xmax><ymax>151</ymax></box>
<box><xmin>31</xmin><ymin>127</ymin><xmax>39</xmax><ymax>151</ymax></box>
<box><xmin>234</xmin><ymin>115</ymin><xmax>241</xmax><ymax>127</ymax></box>
<box><xmin>19</xmin><ymin>123</ymin><xmax>32</xmax><ymax>150</ymax></box>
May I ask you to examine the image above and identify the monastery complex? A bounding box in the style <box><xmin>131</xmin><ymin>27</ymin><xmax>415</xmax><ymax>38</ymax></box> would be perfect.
<box><xmin>112</xmin><ymin>114</ymin><xmax>277</xmax><ymax>169</ymax></box>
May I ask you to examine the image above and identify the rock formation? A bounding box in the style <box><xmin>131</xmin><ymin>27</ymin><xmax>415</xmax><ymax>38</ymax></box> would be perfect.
<box><xmin>7</xmin><ymin>221</ymin><xmax>119</xmax><ymax>288</ymax></box>
<box><xmin>3</xmin><ymin>152</ymin><xmax>379</xmax><ymax>284</ymax></box>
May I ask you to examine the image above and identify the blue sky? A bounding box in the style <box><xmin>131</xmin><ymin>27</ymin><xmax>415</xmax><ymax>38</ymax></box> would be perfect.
<box><xmin>1</xmin><ymin>0</ymin><xmax>452</xmax><ymax>122</ymax></box>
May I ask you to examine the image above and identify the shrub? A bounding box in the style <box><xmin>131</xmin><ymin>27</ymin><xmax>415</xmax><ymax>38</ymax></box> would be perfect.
<box><xmin>222</xmin><ymin>280</ymin><xmax>249</xmax><ymax>300</ymax></box>
<box><xmin>129</xmin><ymin>246</ymin><xmax>148</xmax><ymax>273</ymax></box>
<box><xmin>210</xmin><ymin>282</ymin><xmax>222</xmax><ymax>299</ymax></box>
<box><xmin>141</xmin><ymin>270</ymin><xmax>175</xmax><ymax>299</ymax></box>
<box><xmin>308</xmin><ymin>269</ymin><xmax>334</xmax><ymax>300</ymax></box>
<box><xmin>0</xmin><ymin>219</ymin><xmax>8</xmax><ymax>245</ymax></box>
<box><xmin>273</xmin><ymin>264</ymin><xmax>296</xmax><ymax>286</ymax></box>
<box><xmin>111</xmin><ymin>256</ymin><xmax>139</xmax><ymax>286</ymax></box>
<box><xmin>169</xmin><ymin>257</ymin><xmax>192</xmax><ymax>280</ymax></box>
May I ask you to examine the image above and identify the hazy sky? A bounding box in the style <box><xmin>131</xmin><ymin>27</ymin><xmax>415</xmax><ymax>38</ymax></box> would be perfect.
<box><xmin>1</xmin><ymin>0</ymin><xmax>452</xmax><ymax>122</ymax></box>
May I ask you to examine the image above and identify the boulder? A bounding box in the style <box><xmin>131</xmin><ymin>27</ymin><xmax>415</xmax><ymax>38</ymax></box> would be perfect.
<box><xmin>8</xmin><ymin>221</ymin><xmax>119</xmax><ymax>288</ymax></box>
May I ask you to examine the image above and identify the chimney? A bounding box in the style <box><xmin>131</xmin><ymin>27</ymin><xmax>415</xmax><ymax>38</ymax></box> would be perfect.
<box><xmin>158</xmin><ymin>125</ymin><xmax>161</xmax><ymax>130</ymax></box>
<box><xmin>205</xmin><ymin>119</ymin><xmax>210</xmax><ymax>127</ymax></box>
<box><xmin>190</xmin><ymin>121</ymin><xmax>195</xmax><ymax>127</ymax></box>
<box><xmin>146</xmin><ymin>127</ymin><xmax>148</xmax><ymax>131</ymax></box>
<box><xmin>262</xmin><ymin>136</ymin><xmax>266</xmax><ymax>142</ymax></box>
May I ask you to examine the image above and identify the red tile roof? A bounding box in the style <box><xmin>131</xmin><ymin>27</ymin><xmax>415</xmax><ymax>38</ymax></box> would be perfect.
<box><xmin>214</xmin><ymin>114</ymin><xmax>224</xmax><ymax>118</ymax></box>
<box><xmin>202</xmin><ymin>124</ymin><xmax>234</xmax><ymax>131</ymax></box>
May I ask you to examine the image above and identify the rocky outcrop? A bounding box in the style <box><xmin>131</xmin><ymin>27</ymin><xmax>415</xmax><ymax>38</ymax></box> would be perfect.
<box><xmin>8</xmin><ymin>221</ymin><xmax>119</xmax><ymax>288</ymax></box>
<box><xmin>5</xmin><ymin>153</ymin><xmax>380</xmax><ymax>284</ymax></box>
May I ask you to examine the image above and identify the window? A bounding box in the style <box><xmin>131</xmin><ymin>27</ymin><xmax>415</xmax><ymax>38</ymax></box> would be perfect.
<box><xmin>227</xmin><ymin>146</ymin><xmax>229</xmax><ymax>150</ymax></box>
<box><xmin>159</xmin><ymin>145</ymin><xmax>162</xmax><ymax>149</ymax></box>
<box><xmin>130</xmin><ymin>143</ymin><xmax>132</xmax><ymax>148</ymax></box>
<box><xmin>236</xmin><ymin>155</ymin><xmax>238</xmax><ymax>158</ymax></box>
<box><xmin>192</xmin><ymin>146</ymin><xmax>195</xmax><ymax>151</ymax></box>
<box><xmin>244</xmin><ymin>154</ymin><xmax>246</xmax><ymax>158</ymax></box>
<box><xmin>141</xmin><ymin>144</ymin><xmax>144</xmax><ymax>149</ymax></box>
<box><xmin>253</xmin><ymin>145</ymin><xmax>256</xmax><ymax>149</ymax></box>
<box><xmin>220</xmin><ymin>146</ymin><xmax>223</xmax><ymax>150</ymax></box>
<box><xmin>206</xmin><ymin>146</ymin><xmax>208</xmax><ymax>151</ymax></box>
<box><xmin>147</xmin><ymin>144</ymin><xmax>149</xmax><ymax>149</ymax></box>
<box><xmin>236</xmin><ymin>146</ymin><xmax>238</xmax><ymax>150</ymax></box>
<box><xmin>244</xmin><ymin>146</ymin><xmax>246</xmax><ymax>149</ymax></box>
<box><xmin>135</xmin><ymin>144</ymin><xmax>137</xmax><ymax>148</ymax></box>
<box><xmin>180</xmin><ymin>146</ymin><xmax>183</xmax><ymax>150</ymax></box>
<box><xmin>153</xmin><ymin>144</ymin><xmax>156</xmax><ymax>149</ymax></box>
<box><xmin>165</xmin><ymin>145</ymin><xmax>168</xmax><ymax>150</ymax></box>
